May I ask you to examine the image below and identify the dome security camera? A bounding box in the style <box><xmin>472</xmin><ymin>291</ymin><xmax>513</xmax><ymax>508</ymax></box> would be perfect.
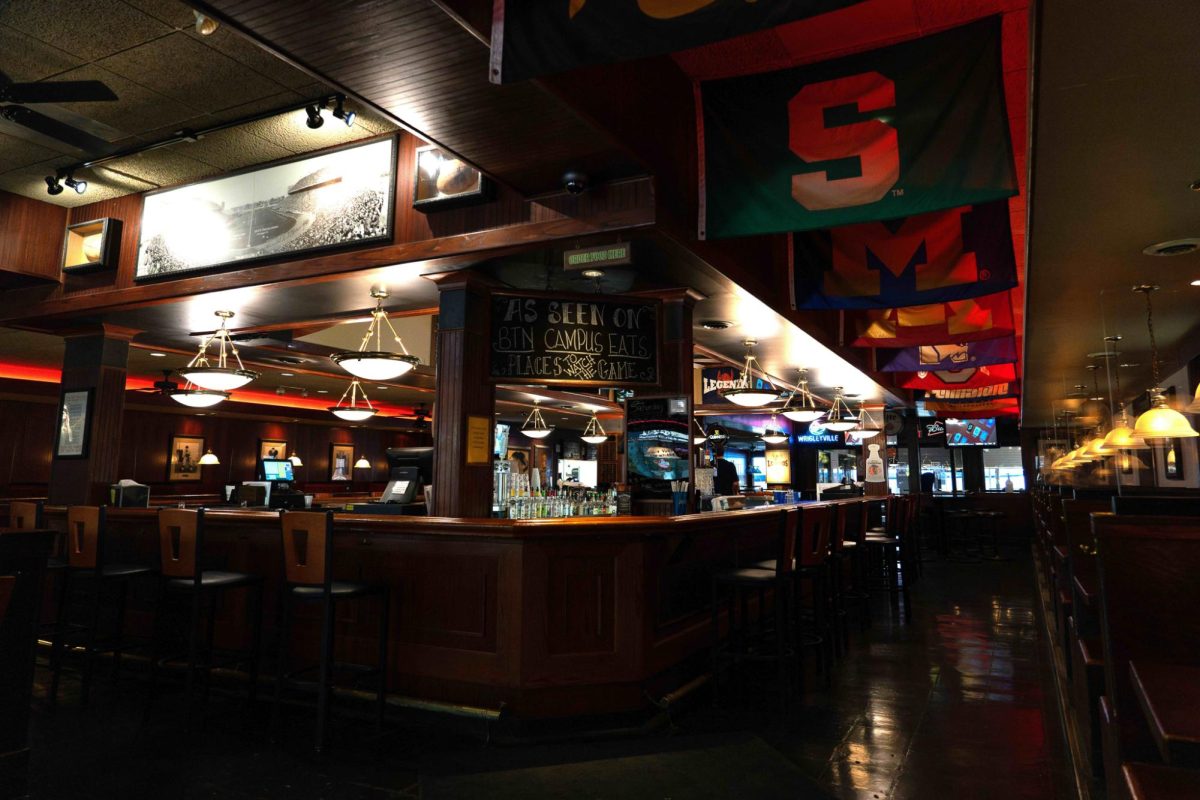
<box><xmin>562</xmin><ymin>170</ymin><xmax>588</xmax><ymax>195</ymax></box>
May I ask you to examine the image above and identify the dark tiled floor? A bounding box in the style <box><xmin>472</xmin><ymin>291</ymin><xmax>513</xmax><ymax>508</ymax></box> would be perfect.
<box><xmin>24</xmin><ymin>555</ymin><xmax>1073</xmax><ymax>799</ymax></box>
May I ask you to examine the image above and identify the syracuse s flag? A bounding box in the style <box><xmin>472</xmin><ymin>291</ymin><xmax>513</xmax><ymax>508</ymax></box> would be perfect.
<box><xmin>699</xmin><ymin>17</ymin><xmax>1016</xmax><ymax>238</ymax></box>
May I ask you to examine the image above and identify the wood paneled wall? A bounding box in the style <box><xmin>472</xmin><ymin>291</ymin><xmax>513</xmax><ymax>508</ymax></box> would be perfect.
<box><xmin>0</xmin><ymin>191</ymin><xmax>68</xmax><ymax>284</ymax></box>
<box><xmin>0</xmin><ymin>391</ymin><xmax>429</xmax><ymax>498</ymax></box>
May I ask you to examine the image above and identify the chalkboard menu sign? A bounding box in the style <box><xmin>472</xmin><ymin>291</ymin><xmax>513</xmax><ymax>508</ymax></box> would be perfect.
<box><xmin>490</xmin><ymin>293</ymin><xmax>659</xmax><ymax>387</ymax></box>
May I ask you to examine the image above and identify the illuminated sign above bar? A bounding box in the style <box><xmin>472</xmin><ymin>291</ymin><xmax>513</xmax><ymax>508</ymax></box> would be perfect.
<box><xmin>563</xmin><ymin>242</ymin><xmax>633</xmax><ymax>271</ymax></box>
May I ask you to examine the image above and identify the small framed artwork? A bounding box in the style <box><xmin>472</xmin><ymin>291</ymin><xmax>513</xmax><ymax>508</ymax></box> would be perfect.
<box><xmin>412</xmin><ymin>144</ymin><xmax>492</xmax><ymax>211</ymax></box>
<box><xmin>259</xmin><ymin>439</ymin><xmax>287</xmax><ymax>461</ymax></box>
<box><xmin>168</xmin><ymin>435</ymin><xmax>206</xmax><ymax>482</ymax></box>
<box><xmin>330</xmin><ymin>443</ymin><xmax>354</xmax><ymax>481</ymax></box>
<box><xmin>1163</xmin><ymin>440</ymin><xmax>1186</xmax><ymax>482</ymax></box>
<box><xmin>62</xmin><ymin>218</ymin><xmax>122</xmax><ymax>274</ymax></box>
<box><xmin>54</xmin><ymin>388</ymin><xmax>93</xmax><ymax>459</ymax></box>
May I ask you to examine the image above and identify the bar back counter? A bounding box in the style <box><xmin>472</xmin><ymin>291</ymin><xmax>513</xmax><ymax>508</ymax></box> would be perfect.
<box><xmin>39</xmin><ymin>502</ymin><xmax>866</xmax><ymax>720</ymax></box>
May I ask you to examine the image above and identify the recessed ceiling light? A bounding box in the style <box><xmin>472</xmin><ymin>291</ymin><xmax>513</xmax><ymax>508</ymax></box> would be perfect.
<box><xmin>1190</xmin><ymin>179</ymin><xmax>1200</xmax><ymax>192</ymax></box>
<box><xmin>1143</xmin><ymin>238</ymin><xmax>1200</xmax><ymax>256</ymax></box>
<box><xmin>1118</xmin><ymin>362</ymin><xmax>1140</xmax><ymax>368</ymax></box>
<box><xmin>699</xmin><ymin>320</ymin><xmax>734</xmax><ymax>330</ymax></box>
<box><xmin>317</xmin><ymin>389</ymin><xmax>328</xmax><ymax>394</ymax></box>
<box><xmin>581</xmin><ymin>269</ymin><xmax>604</xmax><ymax>279</ymax></box>
<box><xmin>280</xmin><ymin>372</ymin><xmax>294</xmax><ymax>377</ymax></box>
<box><xmin>149</xmin><ymin>352</ymin><xmax>166</xmax><ymax>358</ymax></box>
<box><xmin>376</xmin><ymin>386</ymin><xmax>388</xmax><ymax>390</ymax></box>
<box><xmin>1191</xmin><ymin>279</ymin><xmax>1200</xmax><ymax>286</ymax></box>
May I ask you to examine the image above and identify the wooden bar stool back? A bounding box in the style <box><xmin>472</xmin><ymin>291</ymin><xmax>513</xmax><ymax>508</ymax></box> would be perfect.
<box><xmin>51</xmin><ymin>506</ymin><xmax>154</xmax><ymax>704</ymax></box>
<box><xmin>8</xmin><ymin>501</ymin><xmax>43</xmax><ymax>530</ymax></box>
<box><xmin>273</xmin><ymin>510</ymin><xmax>390</xmax><ymax>755</ymax></box>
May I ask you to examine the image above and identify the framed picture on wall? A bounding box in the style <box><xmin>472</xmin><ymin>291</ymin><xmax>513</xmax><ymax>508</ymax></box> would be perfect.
<box><xmin>259</xmin><ymin>439</ymin><xmax>287</xmax><ymax>461</ymax></box>
<box><xmin>168</xmin><ymin>435</ymin><xmax>205</xmax><ymax>482</ymax></box>
<box><xmin>412</xmin><ymin>144</ymin><xmax>492</xmax><ymax>211</ymax></box>
<box><xmin>1162</xmin><ymin>440</ymin><xmax>1186</xmax><ymax>482</ymax></box>
<box><xmin>330</xmin><ymin>443</ymin><xmax>354</xmax><ymax>481</ymax></box>
<box><xmin>54</xmin><ymin>388</ymin><xmax>93</xmax><ymax>459</ymax></box>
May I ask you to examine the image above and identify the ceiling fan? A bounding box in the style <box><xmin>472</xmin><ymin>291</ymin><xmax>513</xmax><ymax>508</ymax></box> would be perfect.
<box><xmin>0</xmin><ymin>69</ymin><xmax>118</xmax><ymax>154</ymax></box>
<box><xmin>133</xmin><ymin>370</ymin><xmax>182</xmax><ymax>397</ymax></box>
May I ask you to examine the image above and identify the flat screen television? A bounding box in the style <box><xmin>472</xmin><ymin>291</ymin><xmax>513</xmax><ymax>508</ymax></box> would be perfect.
<box><xmin>259</xmin><ymin>459</ymin><xmax>294</xmax><ymax>481</ymax></box>
<box><xmin>945</xmin><ymin>418</ymin><xmax>997</xmax><ymax>447</ymax></box>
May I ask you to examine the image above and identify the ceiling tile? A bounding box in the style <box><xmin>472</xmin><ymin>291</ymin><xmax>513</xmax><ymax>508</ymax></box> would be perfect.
<box><xmin>0</xmin><ymin>0</ymin><xmax>172</xmax><ymax>62</ymax></box>
<box><xmin>172</xmin><ymin>126</ymin><xmax>293</xmax><ymax>170</ymax></box>
<box><xmin>0</xmin><ymin>130</ymin><xmax>67</xmax><ymax>172</ymax></box>
<box><xmin>100</xmin><ymin>146</ymin><xmax>218</xmax><ymax>188</ymax></box>
<box><xmin>186</xmin><ymin>25</ymin><xmax>320</xmax><ymax>91</ymax></box>
<box><xmin>98</xmin><ymin>32</ymin><xmax>285</xmax><ymax>114</ymax></box>
<box><xmin>237</xmin><ymin>108</ymin><xmax>394</xmax><ymax>154</ymax></box>
<box><xmin>0</xmin><ymin>155</ymin><xmax>153</xmax><ymax>207</ymax></box>
<box><xmin>120</xmin><ymin>0</ymin><xmax>197</xmax><ymax>28</ymax></box>
<box><xmin>0</xmin><ymin>23</ymin><xmax>85</xmax><ymax>82</ymax></box>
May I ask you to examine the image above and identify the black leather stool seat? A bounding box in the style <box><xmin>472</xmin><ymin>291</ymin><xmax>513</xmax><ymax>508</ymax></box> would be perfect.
<box><xmin>99</xmin><ymin>563</ymin><xmax>155</xmax><ymax>579</ymax></box>
<box><xmin>290</xmin><ymin>580</ymin><xmax>377</xmax><ymax>599</ymax></box>
<box><xmin>166</xmin><ymin>570</ymin><xmax>261</xmax><ymax>590</ymax></box>
<box><xmin>714</xmin><ymin>567</ymin><xmax>777</xmax><ymax>585</ymax></box>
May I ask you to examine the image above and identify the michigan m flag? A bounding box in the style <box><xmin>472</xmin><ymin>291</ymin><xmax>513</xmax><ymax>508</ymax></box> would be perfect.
<box><xmin>897</xmin><ymin>363</ymin><xmax>1018</xmax><ymax>391</ymax></box>
<box><xmin>792</xmin><ymin>201</ymin><xmax>1016</xmax><ymax>309</ymax></box>
<box><xmin>876</xmin><ymin>337</ymin><xmax>1017</xmax><ymax>372</ymax></box>
<box><xmin>850</xmin><ymin>292</ymin><xmax>1015</xmax><ymax>348</ymax></box>
<box><xmin>699</xmin><ymin>17</ymin><xmax>1015</xmax><ymax>238</ymax></box>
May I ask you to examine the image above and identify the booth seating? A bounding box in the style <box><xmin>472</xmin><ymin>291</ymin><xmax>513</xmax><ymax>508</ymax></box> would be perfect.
<box><xmin>148</xmin><ymin>509</ymin><xmax>264</xmax><ymax>723</ymax></box>
<box><xmin>48</xmin><ymin>506</ymin><xmax>155</xmax><ymax>705</ymax></box>
<box><xmin>1092</xmin><ymin>513</ymin><xmax>1200</xmax><ymax>797</ymax></box>
<box><xmin>272</xmin><ymin>510</ymin><xmax>391</xmax><ymax>755</ymax></box>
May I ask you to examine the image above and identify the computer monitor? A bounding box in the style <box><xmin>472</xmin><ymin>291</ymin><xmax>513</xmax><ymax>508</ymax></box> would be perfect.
<box><xmin>385</xmin><ymin>447</ymin><xmax>435</xmax><ymax>485</ymax></box>
<box><xmin>380</xmin><ymin>467</ymin><xmax>420</xmax><ymax>504</ymax></box>
<box><xmin>259</xmin><ymin>459</ymin><xmax>294</xmax><ymax>482</ymax></box>
<box><xmin>110</xmin><ymin>482</ymin><xmax>150</xmax><ymax>508</ymax></box>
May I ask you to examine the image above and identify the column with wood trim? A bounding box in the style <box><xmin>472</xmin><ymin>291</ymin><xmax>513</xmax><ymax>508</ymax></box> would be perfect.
<box><xmin>430</xmin><ymin>273</ymin><xmax>495</xmax><ymax>517</ymax></box>
<box><xmin>48</xmin><ymin>326</ymin><xmax>135</xmax><ymax>505</ymax></box>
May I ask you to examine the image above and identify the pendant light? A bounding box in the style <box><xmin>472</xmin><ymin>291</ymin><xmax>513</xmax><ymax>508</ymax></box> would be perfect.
<box><xmin>1102</xmin><ymin>361</ymin><xmax>1149</xmax><ymax>452</ymax></box>
<box><xmin>177</xmin><ymin>310</ymin><xmax>260</xmax><ymax>391</ymax></box>
<box><xmin>1131</xmin><ymin>286</ymin><xmax>1198</xmax><ymax>440</ymax></box>
<box><xmin>169</xmin><ymin>383</ymin><xmax>229</xmax><ymax>408</ymax></box>
<box><xmin>331</xmin><ymin>289</ymin><xmax>421</xmax><ymax>381</ymax></box>
<box><xmin>823</xmin><ymin>387</ymin><xmax>858</xmax><ymax>432</ymax></box>
<box><xmin>581</xmin><ymin>413</ymin><xmax>609</xmax><ymax>444</ymax></box>
<box><xmin>288</xmin><ymin>453</ymin><xmax>304</xmax><ymax>467</ymax></box>
<box><xmin>520</xmin><ymin>398</ymin><xmax>553</xmax><ymax>439</ymax></box>
<box><xmin>692</xmin><ymin>418</ymin><xmax>709</xmax><ymax>445</ymax></box>
<box><xmin>845</xmin><ymin>402</ymin><xmax>881</xmax><ymax>439</ymax></box>
<box><xmin>329</xmin><ymin>378</ymin><xmax>376</xmax><ymax>421</ymax></box>
<box><xmin>780</xmin><ymin>368</ymin><xmax>825</xmax><ymax>422</ymax></box>
<box><xmin>198</xmin><ymin>450</ymin><xmax>220</xmax><ymax>465</ymax></box>
<box><xmin>720</xmin><ymin>338</ymin><xmax>781</xmax><ymax>407</ymax></box>
<box><xmin>353</xmin><ymin>455</ymin><xmax>371</xmax><ymax>469</ymax></box>
<box><xmin>760</xmin><ymin>411</ymin><xmax>788</xmax><ymax>445</ymax></box>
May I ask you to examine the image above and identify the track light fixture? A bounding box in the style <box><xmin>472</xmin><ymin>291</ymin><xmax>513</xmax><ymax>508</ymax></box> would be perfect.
<box><xmin>45</xmin><ymin>171</ymin><xmax>87</xmax><ymax>196</ymax></box>
<box><xmin>332</xmin><ymin>94</ymin><xmax>355</xmax><ymax>128</ymax></box>
<box><xmin>45</xmin><ymin>175</ymin><xmax>63</xmax><ymax>196</ymax></box>
<box><xmin>64</xmin><ymin>174</ymin><xmax>87</xmax><ymax>194</ymax></box>
<box><xmin>304</xmin><ymin>104</ymin><xmax>324</xmax><ymax>129</ymax></box>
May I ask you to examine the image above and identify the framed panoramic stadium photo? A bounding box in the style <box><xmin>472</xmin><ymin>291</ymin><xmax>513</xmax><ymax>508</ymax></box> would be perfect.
<box><xmin>134</xmin><ymin>136</ymin><xmax>396</xmax><ymax>280</ymax></box>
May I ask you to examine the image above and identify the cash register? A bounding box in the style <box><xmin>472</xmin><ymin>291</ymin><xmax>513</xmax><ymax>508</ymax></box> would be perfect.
<box><xmin>348</xmin><ymin>446</ymin><xmax>431</xmax><ymax>516</ymax></box>
<box><xmin>238</xmin><ymin>458</ymin><xmax>306</xmax><ymax>509</ymax></box>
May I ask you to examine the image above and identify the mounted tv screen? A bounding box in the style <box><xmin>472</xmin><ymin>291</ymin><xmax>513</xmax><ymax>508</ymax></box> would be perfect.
<box><xmin>946</xmin><ymin>418</ymin><xmax>998</xmax><ymax>447</ymax></box>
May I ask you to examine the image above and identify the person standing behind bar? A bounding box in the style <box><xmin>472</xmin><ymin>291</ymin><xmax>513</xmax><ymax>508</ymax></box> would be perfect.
<box><xmin>711</xmin><ymin>441</ymin><xmax>740</xmax><ymax>496</ymax></box>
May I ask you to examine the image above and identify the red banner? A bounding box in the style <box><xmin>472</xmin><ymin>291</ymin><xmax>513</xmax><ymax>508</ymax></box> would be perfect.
<box><xmin>925</xmin><ymin>398</ymin><xmax>1019</xmax><ymax>417</ymax></box>
<box><xmin>897</xmin><ymin>363</ymin><xmax>1017</xmax><ymax>390</ymax></box>
<box><xmin>850</xmin><ymin>291</ymin><xmax>1014</xmax><ymax>347</ymax></box>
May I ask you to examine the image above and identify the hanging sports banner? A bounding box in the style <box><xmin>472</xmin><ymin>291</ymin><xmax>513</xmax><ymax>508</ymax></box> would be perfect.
<box><xmin>876</xmin><ymin>337</ymin><xmax>1017</xmax><ymax>372</ymax></box>
<box><xmin>897</xmin><ymin>363</ymin><xmax>1018</xmax><ymax>391</ymax></box>
<box><xmin>791</xmin><ymin>201</ymin><xmax>1016</xmax><ymax>309</ymax></box>
<box><xmin>850</xmin><ymin>292</ymin><xmax>1014</xmax><ymax>347</ymax></box>
<box><xmin>699</xmin><ymin>17</ymin><xmax>1015</xmax><ymax>239</ymax></box>
<box><xmin>490</xmin><ymin>0</ymin><xmax>860</xmax><ymax>84</ymax></box>
<box><xmin>927</xmin><ymin>382</ymin><xmax>1020</xmax><ymax>402</ymax></box>
<box><xmin>925</xmin><ymin>398</ymin><xmax>1019</xmax><ymax>418</ymax></box>
<box><xmin>698</xmin><ymin>365</ymin><xmax>776</xmax><ymax>406</ymax></box>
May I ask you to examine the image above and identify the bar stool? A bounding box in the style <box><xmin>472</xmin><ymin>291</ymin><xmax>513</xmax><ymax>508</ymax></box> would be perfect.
<box><xmin>711</xmin><ymin>508</ymin><xmax>797</xmax><ymax>708</ymax></box>
<box><xmin>272</xmin><ymin>510</ymin><xmax>390</xmax><ymax>755</ymax></box>
<box><xmin>148</xmin><ymin>508</ymin><xmax>264</xmax><ymax>723</ymax></box>
<box><xmin>841</xmin><ymin>499</ymin><xmax>872</xmax><ymax>629</ymax></box>
<box><xmin>975</xmin><ymin>510</ymin><xmax>1009</xmax><ymax>560</ymax></box>
<box><xmin>865</xmin><ymin>495</ymin><xmax>912</xmax><ymax>617</ymax></box>
<box><xmin>10</xmin><ymin>500</ymin><xmax>68</xmax><ymax>640</ymax></box>
<box><xmin>49</xmin><ymin>506</ymin><xmax>155</xmax><ymax>704</ymax></box>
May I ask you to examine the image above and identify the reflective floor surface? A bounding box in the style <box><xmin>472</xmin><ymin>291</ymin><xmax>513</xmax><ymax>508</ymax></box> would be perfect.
<box><xmin>24</xmin><ymin>555</ymin><xmax>1073</xmax><ymax>799</ymax></box>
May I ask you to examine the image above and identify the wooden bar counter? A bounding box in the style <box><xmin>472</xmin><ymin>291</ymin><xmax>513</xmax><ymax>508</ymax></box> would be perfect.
<box><xmin>41</xmin><ymin>504</ymin><xmax>815</xmax><ymax>719</ymax></box>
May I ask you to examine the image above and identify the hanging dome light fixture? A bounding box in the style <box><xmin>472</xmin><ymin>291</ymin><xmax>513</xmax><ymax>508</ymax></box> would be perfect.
<box><xmin>845</xmin><ymin>401</ymin><xmax>881</xmax><ymax>439</ymax></box>
<box><xmin>331</xmin><ymin>289</ymin><xmax>421</xmax><ymax>381</ymax></box>
<box><xmin>1130</xmin><ymin>286</ymin><xmax>1199</xmax><ymax>441</ymax></box>
<box><xmin>1101</xmin><ymin>363</ymin><xmax>1149</xmax><ymax>452</ymax></box>
<box><xmin>177</xmin><ymin>310</ymin><xmax>260</xmax><ymax>392</ymax></box>
<box><xmin>720</xmin><ymin>338</ymin><xmax>781</xmax><ymax>408</ymax></box>
<box><xmin>329</xmin><ymin>378</ymin><xmax>377</xmax><ymax>421</ymax></box>
<box><xmin>198</xmin><ymin>450</ymin><xmax>220</xmax><ymax>465</ymax></box>
<box><xmin>823</xmin><ymin>387</ymin><xmax>859</xmax><ymax>432</ymax></box>
<box><xmin>520</xmin><ymin>398</ymin><xmax>553</xmax><ymax>439</ymax></box>
<box><xmin>760</xmin><ymin>411</ymin><xmax>789</xmax><ymax>444</ymax></box>
<box><xmin>169</xmin><ymin>382</ymin><xmax>229</xmax><ymax>408</ymax></box>
<box><xmin>581</xmin><ymin>412</ymin><xmax>609</xmax><ymax>444</ymax></box>
<box><xmin>288</xmin><ymin>453</ymin><xmax>304</xmax><ymax>467</ymax></box>
<box><xmin>780</xmin><ymin>368</ymin><xmax>825</xmax><ymax>422</ymax></box>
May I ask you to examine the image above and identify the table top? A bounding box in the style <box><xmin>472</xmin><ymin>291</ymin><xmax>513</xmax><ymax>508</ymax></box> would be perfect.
<box><xmin>1122</xmin><ymin>762</ymin><xmax>1200</xmax><ymax>800</ymax></box>
<box><xmin>1130</xmin><ymin>661</ymin><xmax>1200</xmax><ymax>768</ymax></box>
